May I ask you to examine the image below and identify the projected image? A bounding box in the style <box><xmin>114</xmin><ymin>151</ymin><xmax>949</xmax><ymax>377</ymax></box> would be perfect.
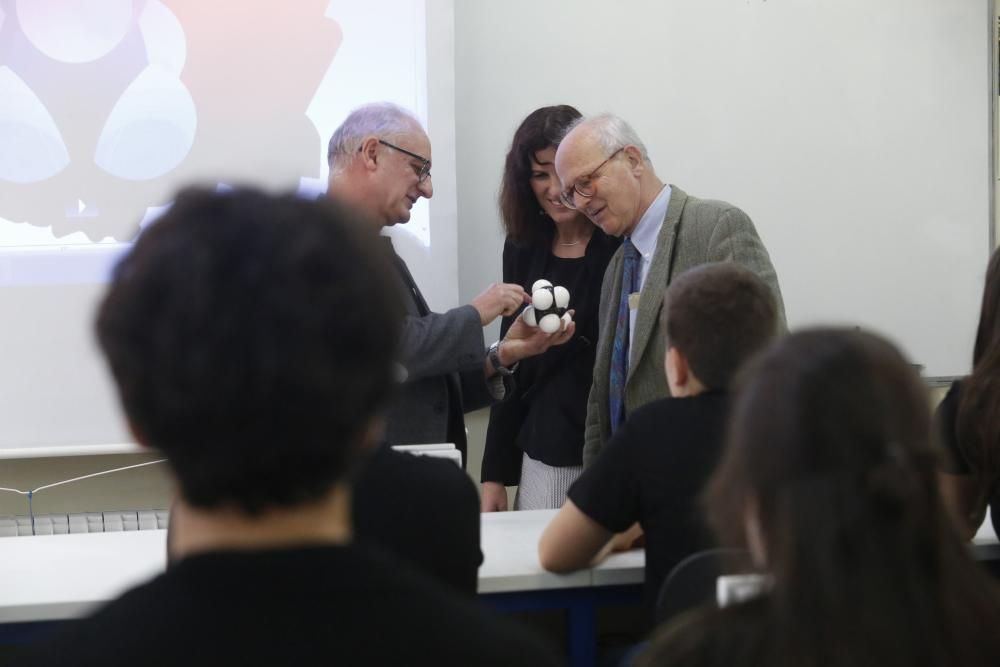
<box><xmin>0</xmin><ymin>0</ymin><xmax>428</xmax><ymax>274</ymax></box>
<box><xmin>1</xmin><ymin>0</ymin><xmax>196</xmax><ymax>242</ymax></box>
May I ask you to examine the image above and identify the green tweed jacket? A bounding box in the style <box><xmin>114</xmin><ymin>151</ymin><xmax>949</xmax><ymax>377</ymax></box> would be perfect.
<box><xmin>582</xmin><ymin>185</ymin><xmax>786</xmax><ymax>465</ymax></box>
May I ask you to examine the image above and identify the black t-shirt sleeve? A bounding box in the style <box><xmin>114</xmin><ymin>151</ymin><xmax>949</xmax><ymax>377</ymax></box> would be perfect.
<box><xmin>353</xmin><ymin>445</ymin><xmax>483</xmax><ymax>596</ymax></box>
<box><xmin>934</xmin><ymin>380</ymin><xmax>970</xmax><ymax>475</ymax></box>
<box><xmin>416</xmin><ymin>454</ymin><xmax>483</xmax><ymax>594</ymax></box>
<box><xmin>567</xmin><ymin>414</ymin><xmax>643</xmax><ymax>533</ymax></box>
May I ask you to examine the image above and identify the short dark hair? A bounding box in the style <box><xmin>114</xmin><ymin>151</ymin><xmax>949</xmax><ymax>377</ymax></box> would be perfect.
<box><xmin>499</xmin><ymin>105</ymin><xmax>583</xmax><ymax>244</ymax></box>
<box><xmin>662</xmin><ymin>262</ymin><xmax>778</xmax><ymax>390</ymax></box>
<box><xmin>95</xmin><ymin>188</ymin><xmax>401</xmax><ymax>514</ymax></box>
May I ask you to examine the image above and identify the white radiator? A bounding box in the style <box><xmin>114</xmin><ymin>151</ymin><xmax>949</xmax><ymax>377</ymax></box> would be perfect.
<box><xmin>0</xmin><ymin>510</ymin><xmax>169</xmax><ymax>537</ymax></box>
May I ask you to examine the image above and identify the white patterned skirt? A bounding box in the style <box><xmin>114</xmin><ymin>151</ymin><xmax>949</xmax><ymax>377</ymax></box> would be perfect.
<box><xmin>513</xmin><ymin>452</ymin><xmax>583</xmax><ymax>510</ymax></box>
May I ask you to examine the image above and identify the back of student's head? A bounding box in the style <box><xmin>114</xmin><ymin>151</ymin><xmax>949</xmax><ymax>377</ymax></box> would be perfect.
<box><xmin>694</xmin><ymin>329</ymin><xmax>1000</xmax><ymax>667</ymax></box>
<box><xmin>710</xmin><ymin>329</ymin><xmax>937</xmax><ymax>568</ymax></box>
<box><xmin>96</xmin><ymin>187</ymin><xmax>401</xmax><ymax>515</ymax></box>
<box><xmin>662</xmin><ymin>262</ymin><xmax>778</xmax><ymax>390</ymax></box>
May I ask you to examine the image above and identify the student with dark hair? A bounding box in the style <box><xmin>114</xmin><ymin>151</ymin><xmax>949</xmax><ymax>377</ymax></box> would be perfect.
<box><xmin>639</xmin><ymin>329</ymin><xmax>1000</xmax><ymax>667</ymax></box>
<box><xmin>481</xmin><ymin>104</ymin><xmax>620</xmax><ymax>511</ymax></box>
<box><xmin>19</xmin><ymin>188</ymin><xmax>560</xmax><ymax>667</ymax></box>
<box><xmin>538</xmin><ymin>262</ymin><xmax>778</xmax><ymax>618</ymax></box>
<box><xmin>936</xmin><ymin>248</ymin><xmax>1000</xmax><ymax>540</ymax></box>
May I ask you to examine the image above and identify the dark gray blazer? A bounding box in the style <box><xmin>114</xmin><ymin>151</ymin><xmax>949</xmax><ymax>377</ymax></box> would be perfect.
<box><xmin>383</xmin><ymin>239</ymin><xmax>492</xmax><ymax>462</ymax></box>
<box><xmin>583</xmin><ymin>185</ymin><xmax>786</xmax><ymax>465</ymax></box>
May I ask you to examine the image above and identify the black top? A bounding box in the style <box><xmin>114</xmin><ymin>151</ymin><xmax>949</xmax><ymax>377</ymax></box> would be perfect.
<box><xmin>934</xmin><ymin>379</ymin><xmax>1000</xmax><ymax>537</ymax></box>
<box><xmin>568</xmin><ymin>392</ymin><xmax>729</xmax><ymax>618</ymax></box>
<box><xmin>17</xmin><ymin>545</ymin><xmax>561</xmax><ymax>667</ymax></box>
<box><xmin>353</xmin><ymin>443</ymin><xmax>483</xmax><ymax>595</ymax></box>
<box><xmin>482</xmin><ymin>231</ymin><xmax>619</xmax><ymax>483</ymax></box>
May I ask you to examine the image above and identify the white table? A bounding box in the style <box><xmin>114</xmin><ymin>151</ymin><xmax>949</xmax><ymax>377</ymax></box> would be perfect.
<box><xmin>0</xmin><ymin>530</ymin><xmax>166</xmax><ymax>624</ymax></box>
<box><xmin>0</xmin><ymin>509</ymin><xmax>645</xmax><ymax>667</ymax></box>
<box><xmin>7</xmin><ymin>510</ymin><xmax>993</xmax><ymax>667</ymax></box>
<box><xmin>478</xmin><ymin>509</ymin><xmax>643</xmax><ymax>593</ymax></box>
<box><xmin>0</xmin><ymin>509</ymin><xmax>643</xmax><ymax>625</ymax></box>
<box><xmin>477</xmin><ymin>510</ymin><xmax>644</xmax><ymax>667</ymax></box>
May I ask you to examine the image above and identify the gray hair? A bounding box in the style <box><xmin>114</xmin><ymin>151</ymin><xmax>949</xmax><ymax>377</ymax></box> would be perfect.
<box><xmin>327</xmin><ymin>102</ymin><xmax>424</xmax><ymax>173</ymax></box>
<box><xmin>564</xmin><ymin>113</ymin><xmax>650</xmax><ymax>163</ymax></box>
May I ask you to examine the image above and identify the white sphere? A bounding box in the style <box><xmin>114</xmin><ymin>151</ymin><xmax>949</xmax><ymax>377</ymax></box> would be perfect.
<box><xmin>532</xmin><ymin>289</ymin><xmax>554</xmax><ymax>310</ymax></box>
<box><xmin>553</xmin><ymin>286</ymin><xmax>570</xmax><ymax>309</ymax></box>
<box><xmin>531</xmin><ymin>279</ymin><xmax>552</xmax><ymax>293</ymax></box>
<box><xmin>539</xmin><ymin>313</ymin><xmax>561</xmax><ymax>334</ymax></box>
<box><xmin>561</xmin><ymin>312</ymin><xmax>573</xmax><ymax>330</ymax></box>
<box><xmin>523</xmin><ymin>306</ymin><xmax>537</xmax><ymax>327</ymax></box>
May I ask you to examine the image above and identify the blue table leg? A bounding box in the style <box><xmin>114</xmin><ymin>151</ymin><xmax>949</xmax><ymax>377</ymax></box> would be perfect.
<box><xmin>0</xmin><ymin>620</ymin><xmax>61</xmax><ymax>645</ymax></box>
<box><xmin>482</xmin><ymin>584</ymin><xmax>642</xmax><ymax>667</ymax></box>
<box><xmin>567</xmin><ymin>596</ymin><xmax>597</xmax><ymax>667</ymax></box>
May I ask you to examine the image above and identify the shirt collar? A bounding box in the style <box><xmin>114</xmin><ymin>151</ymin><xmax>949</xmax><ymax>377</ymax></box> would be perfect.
<box><xmin>628</xmin><ymin>184</ymin><xmax>671</xmax><ymax>258</ymax></box>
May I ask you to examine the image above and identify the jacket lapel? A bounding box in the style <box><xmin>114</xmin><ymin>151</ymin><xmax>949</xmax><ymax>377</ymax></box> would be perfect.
<box><xmin>628</xmin><ymin>186</ymin><xmax>687</xmax><ymax>377</ymax></box>
<box><xmin>384</xmin><ymin>237</ymin><xmax>430</xmax><ymax>316</ymax></box>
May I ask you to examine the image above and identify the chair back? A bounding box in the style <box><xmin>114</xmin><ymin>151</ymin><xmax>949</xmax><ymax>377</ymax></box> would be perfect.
<box><xmin>655</xmin><ymin>548</ymin><xmax>752</xmax><ymax>625</ymax></box>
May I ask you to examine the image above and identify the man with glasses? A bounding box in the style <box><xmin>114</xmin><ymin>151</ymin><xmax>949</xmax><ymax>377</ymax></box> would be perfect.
<box><xmin>554</xmin><ymin>113</ymin><xmax>785</xmax><ymax>464</ymax></box>
<box><xmin>327</xmin><ymin>102</ymin><xmax>573</xmax><ymax>464</ymax></box>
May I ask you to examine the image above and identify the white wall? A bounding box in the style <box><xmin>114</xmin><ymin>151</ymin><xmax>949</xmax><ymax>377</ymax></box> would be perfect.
<box><xmin>0</xmin><ymin>453</ymin><xmax>172</xmax><ymax>517</ymax></box>
<box><xmin>455</xmin><ymin>0</ymin><xmax>994</xmax><ymax>380</ymax></box>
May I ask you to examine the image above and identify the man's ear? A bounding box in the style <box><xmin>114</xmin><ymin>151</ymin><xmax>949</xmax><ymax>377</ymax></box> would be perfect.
<box><xmin>665</xmin><ymin>345</ymin><xmax>689</xmax><ymax>393</ymax></box>
<box><xmin>358</xmin><ymin>136</ymin><xmax>380</xmax><ymax>171</ymax></box>
<box><xmin>624</xmin><ymin>144</ymin><xmax>644</xmax><ymax>175</ymax></box>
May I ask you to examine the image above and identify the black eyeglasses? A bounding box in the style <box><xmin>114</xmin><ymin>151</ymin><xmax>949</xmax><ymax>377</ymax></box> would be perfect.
<box><xmin>377</xmin><ymin>139</ymin><xmax>432</xmax><ymax>183</ymax></box>
<box><xmin>559</xmin><ymin>147</ymin><xmax>624</xmax><ymax>209</ymax></box>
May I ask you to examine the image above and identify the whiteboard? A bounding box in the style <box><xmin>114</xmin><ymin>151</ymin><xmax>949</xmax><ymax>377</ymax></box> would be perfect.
<box><xmin>454</xmin><ymin>0</ymin><xmax>993</xmax><ymax>380</ymax></box>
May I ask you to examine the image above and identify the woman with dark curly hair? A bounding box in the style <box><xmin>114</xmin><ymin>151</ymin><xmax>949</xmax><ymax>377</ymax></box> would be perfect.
<box><xmin>480</xmin><ymin>105</ymin><xmax>619</xmax><ymax>511</ymax></box>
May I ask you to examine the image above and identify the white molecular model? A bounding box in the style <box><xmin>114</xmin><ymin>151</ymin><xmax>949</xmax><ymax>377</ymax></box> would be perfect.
<box><xmin>522</xmin><ymin>279</ymin><xmax>573</xmax><ymax>334</ymax></box>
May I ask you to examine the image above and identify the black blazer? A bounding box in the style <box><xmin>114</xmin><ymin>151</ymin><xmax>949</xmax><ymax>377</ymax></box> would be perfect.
<box><xmin>481</xmin><ymin>230</ymin><xmax>619</xmax><ymax>484</ymax></box>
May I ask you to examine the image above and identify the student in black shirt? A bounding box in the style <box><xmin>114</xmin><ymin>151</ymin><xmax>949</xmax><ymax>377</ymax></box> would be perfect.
<box><xmin>19</xmin><ymin>189</ymin><xmax>559</xmax><ymax>667</ymax></box>
<box><xmin>539</xmin><ymin>262</ymin><xmax>779</xmax><ymax>618</ymax></box>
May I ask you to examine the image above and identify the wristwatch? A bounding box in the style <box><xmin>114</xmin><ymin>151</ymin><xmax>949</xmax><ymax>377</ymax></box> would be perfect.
<box><xmin>488</xmin><ymin>340</ymin><xmax>517</xmax><ymax>376</ymax></box>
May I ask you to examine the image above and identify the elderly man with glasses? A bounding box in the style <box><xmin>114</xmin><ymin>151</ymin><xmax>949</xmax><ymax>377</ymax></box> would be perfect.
<box><xmin>327</xmin><ymin>102</ymin><xmax>573</xmax><ymax>466</ymax></box>
<box><xmin>554</xmin><ymin>113</ymin><xmax>786</xmax><ymax>464</ymax></box>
